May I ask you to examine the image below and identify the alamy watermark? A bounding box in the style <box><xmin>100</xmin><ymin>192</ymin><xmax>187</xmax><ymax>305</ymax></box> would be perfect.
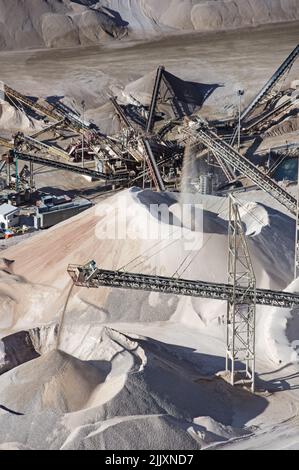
<box><xmin>95</xmin><ymin>195</ymin><xmax>204</xmax><ymax>252</ymax></box>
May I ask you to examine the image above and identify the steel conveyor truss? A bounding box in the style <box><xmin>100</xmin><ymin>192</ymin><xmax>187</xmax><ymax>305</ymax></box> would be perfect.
<box><xmin>67</xmin><ymin>262</ymin><xmax>299</xmax><ymax>309</ymax></box>
<box><xmin>188</xmin><ymin>121</ymin><xmax>297</xmax><ymax>215</ymax></box>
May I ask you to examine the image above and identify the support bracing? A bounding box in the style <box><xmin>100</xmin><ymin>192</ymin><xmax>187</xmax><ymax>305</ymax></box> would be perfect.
<box><xmin>110</xmin><ymin>97</ymin><xmax>133</xmax><ymax>130</ymax></box>
<box><xmin>15</xmin><ymin>151</ymin><xmax>19</xmax><ymax>192</ymax></box>
<box><xmin>226</xmin><ymin>195</ymin><xmax>256</xmax><ymax>392</ymax></box>
<box><xmin>11</xmin><ymin>150</ymin><xmax>127</xmax><ymax>183</ymax></box>
<box><xmin>211</xmin><ymin>150</ymin><xmax>235</xmax><ymax>182</ymax></box>
<box><xmin>240</xmin><ymin>44</ymin><xmax>299</xmax><ymax>124</ymax></box>
<box><xmin>146</xmin><ymin>66</ymin><xmax>165</xmax><ymax>134</ymax></box>
<box><xmin>0</xmin><ymin>160</ymin><xmax>6</xmax><ymax>174</ymax></box>
<box><xmin>4</xmin><ymin>84</ymin><xmax>90</xmax><ymax>133</ymax></box>
<box><xmin>188</xmin><ymin>121</ymin><xmax>297</xmax><ymax>215</ymax></box>
<box><xmin>142</xmin><ymin>139</ymin><xmax>166</xmax><ymax>192</ymax></box>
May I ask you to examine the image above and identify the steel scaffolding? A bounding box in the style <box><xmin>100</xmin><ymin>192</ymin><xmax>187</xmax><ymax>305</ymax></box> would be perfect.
<box><xmin>226</xmin><ymin>195</ymin><xmax>256</xmax><ymax>392</ymax></box>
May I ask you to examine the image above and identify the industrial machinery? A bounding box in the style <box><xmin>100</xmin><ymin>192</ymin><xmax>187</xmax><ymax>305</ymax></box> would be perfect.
<box><xmin>1</xmin><ymin>43</ymin><xmax>298</xmax><ymax>393</ymax></box>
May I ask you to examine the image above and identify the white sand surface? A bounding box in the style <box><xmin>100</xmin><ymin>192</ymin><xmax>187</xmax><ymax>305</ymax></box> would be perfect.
<box><xmin>0</xmin><ymin>188</ymin><xmax>299</xmax><ymax>449</ymax></box>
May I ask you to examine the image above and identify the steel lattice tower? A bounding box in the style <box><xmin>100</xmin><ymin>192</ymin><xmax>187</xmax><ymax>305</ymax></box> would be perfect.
<box><xmin>226</xmin><ymin>195</ymin><xmax>257</xmax><ymax>392</ymax></box>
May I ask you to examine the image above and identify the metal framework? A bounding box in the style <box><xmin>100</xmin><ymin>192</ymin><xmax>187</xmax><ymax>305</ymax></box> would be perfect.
<box><xmin>67</xmin><ymin>262</ymin><xmax>299</xmax><ymax>309</ymax></box>
<box><xmin>226</xmin><ymin>195</ymin><xmax>256</xmax><ymax>391</ymax></box>
<box><xmin>4</xmin><ymin>84</ymin><xmax>90</xmax><ymax>133</ymax></box>
<box><xmin>10</xmin><ymin>150</ymin><xmax>127</xmax><ymax>182</ymax></box>
<box><xmin>146</xmin><ymin>66</ymin><xmax>165</xmax><ymax>134</ymax></box>
<box><xmin>240</xmin><ymin>44</ymin><xmax>299</xmax><ymax>124</ymax></box>
<box><xmin>244</xmin><ymin>97</ymin><xmax>298</xmax><ymax>133</ymax></box>
<box><xmin>67</xmin><ymin>253</ymin><xmax>299</xmax><ymax>395</ymax></box>
<box><xmin>110</xmin><ymin>97</ymin><xmax>134</xmax><ymax>130</ymax></box>
<box><xmin>142</xmin><ymin>139</ymin><xmax>165</xmax><ymax>192</ymax></box>
<box><xmin>188</xmin><ymin>121</ymin><xmax>297</xmax><ymax>215</ymax></box>
<box><xmin>211</xmin><ymin>149</ymin><xmax>235</xmax><ymax>182</ymax></box>
<box><xmin>14</xmin><ymin>132</ymin><xmax>70</xmax><ymax>160</ymax></box>
<box><xmin>229</xmin><ymin>44</ymin><xmax>299</xmax><ymax>146</ymax></box>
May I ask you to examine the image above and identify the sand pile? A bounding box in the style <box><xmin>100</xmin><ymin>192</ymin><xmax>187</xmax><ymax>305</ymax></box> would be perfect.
<box><xmin>97</xmin><ymin>0</ymin><xmax>299</xmax><ymax>34</ymax></box>
<box><xmin>121</xmin><ymin>69</ymin><xmax>219</xmax><ymax>119</ymax></box>
<box><xmin>0</xmin><ymin>265</ymin><xmax>58</xmax><ymax>337</ymax></box>
<box><xmin>0</xmin><ymin>188</ymin><xmax>293</xmax><ymax>335</ymax></box>
<box><xmin>0</xmin><ymin>0</ymin><xmax>298</xmax><ymax>51</ymax></box>
<box><xmin>0</xmin><ymin>327</ymin><xmax>262</xmax><ymax>449</ymax></box>
<box><xmin>0</xmin><ymin>101</ymin><xmax>41</xmax><ymax>132</ymax></box>
<box><xmin>0</xmin><ymin>188</ymin><xmax>298</xmax><ymax>449</ymax></box>
<box><xmin>101</xmin><ymin>0</ymin><xmax>299</xmax><ymax>34</ymax></box>
<box><xmin>0</xmin><ymin>0</ymin><xmax>128</xmax><ymax>51</ymax></box>
<box><xmin>190</xmin><ymin>0</ymin><xmax>299</xmax><ymax>32</ymax></box>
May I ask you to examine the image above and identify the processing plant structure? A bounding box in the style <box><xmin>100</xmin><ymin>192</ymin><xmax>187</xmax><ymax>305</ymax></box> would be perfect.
<box><xmin>1</xmin><ymin>44</ymin><xmax>299</xmax><ymax>392</ymax></box>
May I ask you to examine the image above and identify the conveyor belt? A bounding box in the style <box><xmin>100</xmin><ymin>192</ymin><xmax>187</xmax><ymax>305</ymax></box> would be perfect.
<box><xmin>30</xmin><ymin>120</ymin><xmax>66</xmax><ymax>139</ymax></box>
<box><xmin>15</xmin><ymin>134</ymin><xmax>70</xmax><ymax>160</ymax></box>
<box><xmin>258</xmin><ymin>142</ymin><xmax>299</xmax><ymax>156</ymax></box>
<box><xmin>142</xmin><ymin>139</ymin><xmax>166</xmax><ymax>191</ymax></box>
<box><xmin>110</xmin><ymin>97</ymin><xmax>133</xmax><ymax>130</ymax></box>
<box><xmin>240</xmin><ymin>44</ymin><xmax>299</xmax><ymax>123</ymax></box>
<box><xmin>4</xmin><ymin>84</ymin><xmax>89</xmax><ymax>133</ymax></box>
<box><xmin>189</xmin><ymin>122</ymin><xmax>297</xmax><ymax>215</ymax></box>
<box><xmin>67</xmin><ymin>264</ymin><xmax>299</xmax><ymax>309</ymax></box>
<box><xmin>244</xmin><ymin>97</ymin><xmax>297</xmax><ymax>132</ymax></box>
<box><xmin>12</xmin><ymin>151</ymin><xmax>127</xmax><ymax>182</ymax></box>
<box><xmin>4</xmin><ymin>85</ymin><xmax>62</xmax><ymax>121</ymax></box>
<box><xmin>158</xmin><ymin>120</ymin><xmax>178</xmax><ymax>138</ymax></box>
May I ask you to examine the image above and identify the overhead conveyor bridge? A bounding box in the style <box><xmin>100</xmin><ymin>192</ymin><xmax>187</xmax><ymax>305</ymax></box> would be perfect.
<box><xmin>67</xmin><ymin>263</ymin><xmax>299</xmax><ymax>309</ymax></box>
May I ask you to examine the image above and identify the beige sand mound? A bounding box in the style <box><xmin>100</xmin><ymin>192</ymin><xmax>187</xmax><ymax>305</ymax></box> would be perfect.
<box><xmin>0</xmin><ymin>266</ymin><xmax>57</xmax><ymax>336</ymax></box>
<box><xmin>0</xmin><ymin>1</ymin><xmax>298</xmax><ymax>51</ymax></box>
<box><xmin>103</xmin><ymin>0</ymin><xmax>299</xmax><ymax>34</ymax></box>
<box><xmin>191</xmin><ymin>0</ymin><xmax>299</xmax><ymax>31</ymax></box>
<box><xmin>0</xmin><ymin>188</ymin><xmax>293</xmax><ymax>336</ymax></box>
<box><xmin>0</xmin><ymin>329</ymin><xmax>258</xmax><ymax>449</ymax></box>
<box><xmin>62</xmin><ymin>415</ymin><xmax>201</xmax><ymax>450</ymax></box>
<box><xmin>0</xmin><ymin>349</ymin><xmax>105</xmax><ymax>414</ymax></box>
<box><xmin>0</xmin><ymin>188</ymin><xmax>295</xmax><ymax>450</ymax></box>
<box><xmin>0</xmin><ymin>101</ymin><xmax>41</xmax><ymax>132</ymax></box>
<box><xmin>0</xmin><ymin>0</ymin><xmax>127</xmax><ymax>51</ymax></box>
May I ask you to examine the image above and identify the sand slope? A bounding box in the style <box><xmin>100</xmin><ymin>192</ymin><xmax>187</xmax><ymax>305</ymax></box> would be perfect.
<box><xmin>0</xmin><ymin>0</ymin><xmax>127</xmax><ymax>51</ymax></box>
<box><xmin>0</xmin><ymin>188</ymin><xmax>293</xmax><ymax>334</ymax></box>
<box><xmin>0</xmin><ymin>0</ymin><xmax>298</xmax><ymax>51</ymax></box>
<box><xmin>0</xmin><ymin>328</ymin><xmax>261</xmax><ymax>449</ymax></box>
<box><xmin>0</xmin><ymin>188</ymin><xmax>299</xmax><ymax>449</ymax></box>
